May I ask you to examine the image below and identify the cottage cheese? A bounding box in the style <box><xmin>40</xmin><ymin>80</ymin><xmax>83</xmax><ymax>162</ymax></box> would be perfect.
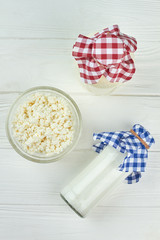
<box><xmin>12</xmin><ymin>92</ymin><xmax>74</xmax><ymax>155</ymax></box>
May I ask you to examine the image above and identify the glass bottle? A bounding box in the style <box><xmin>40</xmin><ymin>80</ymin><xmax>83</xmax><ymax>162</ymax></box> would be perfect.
<box><xmin>60</xmin><ymin>145</ymin><xmax>129</xmax><ymax>217</ymax></box>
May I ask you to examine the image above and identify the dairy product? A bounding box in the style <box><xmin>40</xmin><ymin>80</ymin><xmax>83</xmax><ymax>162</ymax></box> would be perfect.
<box><xmin>12</xmin><ymin>92</ymin><xmax>74</xmax><ymax>155</ymax></box>
<box><xmin>61</xmin><ymin>145</ymin><xmax>128</xmax><ymax>217</ymax></box>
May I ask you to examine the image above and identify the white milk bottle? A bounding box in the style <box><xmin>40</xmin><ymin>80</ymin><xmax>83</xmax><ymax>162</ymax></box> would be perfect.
<box><xmin>60</xmin><ymin>145</ymin><xmax>128</xmax><ymax>217</ymax></box>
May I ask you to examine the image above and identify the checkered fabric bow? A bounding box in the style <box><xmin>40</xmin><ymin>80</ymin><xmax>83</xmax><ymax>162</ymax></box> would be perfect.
<box><xmin>93</xmin><ymin>124</ymin><xmax>155</xmax><ymax>184</ymax></box>
<box><xmin>72</xmin><ymin>25</ymin><xmax>137</xmax><ymax>84</ymax></box>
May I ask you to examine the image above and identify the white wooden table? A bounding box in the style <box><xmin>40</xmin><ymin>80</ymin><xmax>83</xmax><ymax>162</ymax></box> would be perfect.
<box><xmin>0</xmin><ymin>0</ymin><xmax>160</xmax><ymax>239</ymax></box>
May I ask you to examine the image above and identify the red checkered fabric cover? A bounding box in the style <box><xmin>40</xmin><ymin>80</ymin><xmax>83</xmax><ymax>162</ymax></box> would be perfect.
<box><xmin>72</xmin><ymin>25</ymin><xmax>137</xmax><ymax>84</ymax></box>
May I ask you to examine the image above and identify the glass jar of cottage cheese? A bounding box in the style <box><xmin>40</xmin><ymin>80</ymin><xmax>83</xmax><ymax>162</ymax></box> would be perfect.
<box><xmin>6</xmin><ymin>86</ymin><xmax>82</xmax><ymax>163</ymax></box>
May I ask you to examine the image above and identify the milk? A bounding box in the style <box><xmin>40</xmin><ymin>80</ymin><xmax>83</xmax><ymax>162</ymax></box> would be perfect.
<box><xmin>60</xmin><ymin>145</ymin><xmax>129</xmax><ymax>217</ymax></box>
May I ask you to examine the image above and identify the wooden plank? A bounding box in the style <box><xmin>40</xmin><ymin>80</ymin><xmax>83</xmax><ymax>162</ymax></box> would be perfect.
<box><xmin>0</xmin><ymin>0</ymin><xmax>159</xmax><ymax>41</ymax></box>
<box><xmin>1</xmin><ymin>93</ymin><xmax>160</xmax><ymax>150</ymax></box>
<box><xmin>0</xmin><ymin>39</ymin><xmax>160</xmax><ymax>95</ymax></box>
<box><xmin>0</xmin><ymin>146</ymin><xmax>159</xmax><ymax>206</ymax></box>
<box><xmin>1</xmin><ymin>93</ymin><xmax>159</xmax><ymax>206</ymax></box>
<box><xmin>0</xmin><ymin>204</ymin><xmax>160</xmax><ymax>240</ymax></box>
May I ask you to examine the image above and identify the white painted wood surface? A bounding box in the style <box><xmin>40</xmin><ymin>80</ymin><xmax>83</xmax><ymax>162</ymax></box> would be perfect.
<box><xmin>0</xmin><ymin>0</ymin><xmax>160</xmax><ymax>239</ymax></box>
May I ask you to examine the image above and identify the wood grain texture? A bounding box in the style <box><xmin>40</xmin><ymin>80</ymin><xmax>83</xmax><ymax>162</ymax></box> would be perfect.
<box><xmin>0</xmin><ymin>0</ymin><xmax>160</xmax><ymax>239</ymax></box>
<box><xmin>0</xmin><ymin>0</ymin><xmax>159</xmax><ymax>41</ymax></box>
<box><xmin>1</xmin><ymin>93</ymin><xmax>160</xmax><ymax>149</ymax></box>
<box><xmin>1</xmin><ymin>205</ymin><xmax>160</xmax><ymax>240</ymax></box>
<box><xmin>0</xmin><ymin>149</ymin><xmax>160</xmax><ymax>207</ymax></box>
<box><xmin>0</xmin><ymin>39</ymin><xmax>160</xmax><ymax>95</ymax></box>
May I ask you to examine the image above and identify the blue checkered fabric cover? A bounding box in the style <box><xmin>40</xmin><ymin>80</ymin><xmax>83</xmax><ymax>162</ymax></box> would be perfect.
<box><xmin>93</xmin><ymin>124</ymin><xmax>155</xmax><ymax>184</ymax></box>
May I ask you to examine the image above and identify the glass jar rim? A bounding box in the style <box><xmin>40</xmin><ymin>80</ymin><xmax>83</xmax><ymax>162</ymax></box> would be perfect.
<box><xmin>6</xmin><ymin>86</ymin><xmax>82</xmax><ymax>163</ymax></box>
